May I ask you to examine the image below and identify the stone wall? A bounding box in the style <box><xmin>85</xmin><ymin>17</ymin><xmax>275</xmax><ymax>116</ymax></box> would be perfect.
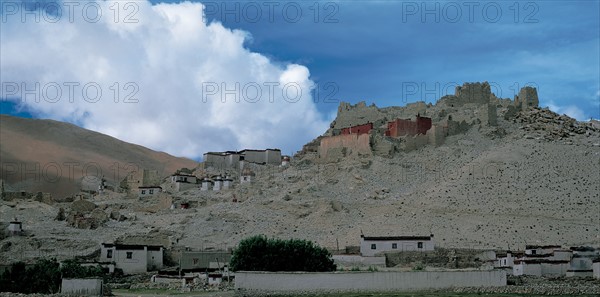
<box><xmin>319</xmin><ymin>134</ymin><xmax>371</xmax><ymax>160</ymax></box>
<box><xmin>235</xmin><ymin>270</ymin><xmax>506</xmax><ymax>294</ymax></box>
<box><xmin>515</xmin><ymin>87</ymin><xmax>539</xmax><ymax>111</ymax></box>
<box><xmin>427</xmin><ymin>124</ymin><xmax>446</xmax><ymax>147</ymax></box>
<box><xmin>61</xmin><ymin>278</ymin><xmax>103</xmax><ymax>296</ymax></box>
<box><xmin>478</xmin><ymin>103</ymin><xmax>498</xmax><ymax>126</ymax></box>
<box><xmin>454</xmin><ymin>82</ymin><xmax>492</xmax><ymax>105</ymax></box>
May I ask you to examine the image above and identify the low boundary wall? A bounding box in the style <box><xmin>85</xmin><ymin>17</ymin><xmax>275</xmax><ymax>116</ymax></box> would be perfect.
<box><xmin>235</xmin><ymin>270</ymin><xmax>506</xmax><ymax>294</ymax></box>
<box><xmin>61</xmin><ymin>278</ymin><xmax>103</xmax><ymax>296</ymax></box>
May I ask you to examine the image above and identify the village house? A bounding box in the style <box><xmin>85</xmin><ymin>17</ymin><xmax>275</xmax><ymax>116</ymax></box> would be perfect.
<box><xmin>99</xmin><ymin>243</ymin><xmax>163</xmax><ymax>275</ymax></box>
<box><xmin>223</xmin><ymin>177</ymin><xmax>233</xmax><ymax>190</ymax></box>
<box><xmin>169</xmin><ymin>173</ymin><xmax>198</xmax><ymax>192</ymax></box>
<box><xmin>513</xmin><ymin>259</ymin><xmax>570</xmax><ymax>276</ymax></box>
<box><xmin>360</xmin><ymin>234</ymin><xmax>434</xmax><ymax>257</ymax></box>
<box><xmin>7</xmin><ymin>219</ymin><xmax>22</xmax><ymax>236</ymax></box>
<box><xmin>203</xmin><ymin>149</ymin><xmax>282</xmax><ymax>171</ymax></box>
<box><xmin>567</xmin><ymin>246</ymin><xmax>598</xmax><ymax>277</ymax></box>
<box><xmin>137</xmin><ymin>186</ymin><xmax>162</xmax><ymax>198</ymax></box>
<box><xmin>203</xmin><ymin>151</ymin><xmax>241</xmax><ymax>171</ymax></box>
<box><xmin>200</xmin><ymin>178</ymin><xmax>213</xmax><ymax>191</ymax></box>
<box><xmin>208</xmin><ymin>273</ymin><xmax>223</xmax><ymax>286</ymax></box>
<box><xmin>494</xmin><ymin>251</ymin><xmax>524</xmax><ymax>269</ymax></box>
<box><xmin>240</xmin><ymin>168</ymin><xmax>255</xmax><ymax>184</ymax></box>
<box><xmin>510</xmin><ymin>245</ymin><xmax>572</xmax><ymax>276</ymax></box>
<box><xmin>213</xmin><ymin>177</ymin><xmax>223</xmax><ymax>191</ymax></box>
<box><xmin>180</xmin><ymin>251</ymin><xmax>232</xmax><ymax>272</ymax></box>
<box><xmin>593</xmin><ymin>259</ymin><xmax>600</xmax><ymax>279</ymax></box>
<box><xmin>492</xmin><ymin>244</ymin><xmax>600</xmax><ymax>277</ymax></box>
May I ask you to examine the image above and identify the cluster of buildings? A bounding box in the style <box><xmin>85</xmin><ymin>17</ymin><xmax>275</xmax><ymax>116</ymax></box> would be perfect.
<box><xmin>134</xmin><ymin>149</ymin><xmax>286</xmax><ymax>198</ymax></box>
<box><xmin>313</xmin><ymin>82</ymin><xmax>540</xmax><ymax>160</ymax></box>
<box><xmin>203</xmin><ymin>149</ymin><xmax>282</xmax><ymax>171</ymax></box>
<box><xmin>92</xmin><ymin>242</ymin><xmax>232</xmax><ymax>285</ymax></box>
<box><xmin>493</xmin><ymin>245</ymin><xmax>600</xmax><ymax>278</ymax></box>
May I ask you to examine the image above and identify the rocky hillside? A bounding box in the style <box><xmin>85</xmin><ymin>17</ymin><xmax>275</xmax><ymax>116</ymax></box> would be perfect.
<box><xmin>1</xmin><ymin>83</ymin><xmax>599</xmax><ymax>265</ymax></box>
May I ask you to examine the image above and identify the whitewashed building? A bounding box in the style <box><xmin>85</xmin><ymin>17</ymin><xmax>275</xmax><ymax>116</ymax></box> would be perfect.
<box><xmin>7</xmin><ymin>220</ymin><xmax>22</xmax><ymax>236</ymax></box>
<box><xmin>592</xmin><ymin>259</ymin><xmax>600</xmax><ymax>279</ymax></box>
<box><xmin>223</xmin><ymin>177</ymin><xmax>233</xmax><ymax>189</ymax></box>
<box><xmin>100</xmin><ymin>243</ymin><xmax>163</xmax><ymax>275</ymax></box>
<box><xmin>513</xmin><ymin>259</ymin><xmax>570</xmax><ymax>276</ymax></box>
<box><xmin>170</xmin><ymin>174</ymin><xmax>197</xmax><ymax>192</ymax></box>
<box><xmin>360</xmin><ymin>235</ymin><xmax>434</xmax><ymax>257</ymax></box>
<box><xmin>213</xmin><ymin>177</ymin><xmax>223</xmax><ymax>191</ymax></box>
<box><xmin>138</xmin><ymin>186</ymin><xmax>162</xmax><ymax>198</ymax></box>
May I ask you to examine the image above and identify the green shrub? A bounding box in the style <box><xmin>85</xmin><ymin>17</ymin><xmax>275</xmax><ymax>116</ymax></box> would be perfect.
<box><xmin>230</xmin><ymin>235</ymin><xmax>336</xmax><ymax>272</ymax></box>
<box><xmin>0</xmin><ymin>258</ymin><xmax>107</xmax><ymax>294</ymax></box>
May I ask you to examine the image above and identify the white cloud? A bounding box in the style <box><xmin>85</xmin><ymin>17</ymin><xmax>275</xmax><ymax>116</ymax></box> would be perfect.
<box><xmin>546</xmin><ymin>101</ymin><xmax>587</xmax><ymax>121</ymax></box>
<box><xmin>1</xmin><ymin>0</ymin><xmax>329</xmax><ymax>159</ymax></box>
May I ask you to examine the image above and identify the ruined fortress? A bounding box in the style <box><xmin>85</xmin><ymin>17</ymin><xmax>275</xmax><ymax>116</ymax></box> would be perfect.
<box><xmin>305</xmin><ymin>82</ymin><xmax>539</xmax><ymax>162</ymax></box>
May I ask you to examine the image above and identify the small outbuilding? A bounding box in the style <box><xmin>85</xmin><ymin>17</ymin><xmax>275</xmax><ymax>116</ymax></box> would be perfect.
<box><xmin>7</xmin><ymin>219</ymin><xmax>22</xmax><ymax>236</ymax></box>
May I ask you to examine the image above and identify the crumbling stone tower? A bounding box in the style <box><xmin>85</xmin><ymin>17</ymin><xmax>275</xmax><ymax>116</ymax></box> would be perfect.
<box><xmin>514</xmin><ymin>86</ymin><xmax>539</xmax><ymax>110</ymax></box>
<box><xmin>454</xmin><ymin>82</ymin><xmax>492</xmax><ymax>105</ymax></box>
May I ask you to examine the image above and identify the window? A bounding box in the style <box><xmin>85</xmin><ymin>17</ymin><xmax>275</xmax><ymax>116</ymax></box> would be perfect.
<box><xmin>126</xmin><ymin>252</ymin><xmax>133</xmax><ymax>259</ymax></box>
<box><xmin>141</xmin><ymin>190</ymin><xmax>146</xmax><ymax>194</ymax></box>
<box><xmin>392</xmin><ymin>243</ymin><xmax>397</xmax><ymax>249</ymax></box>
<box><xmin>193</xmin><ymin>258</ymin><xmax>199</xmax><ymax>265</ymax></box>
<box><xmin>149</xmin><ymin>189</ymin><xmax>154</xmax><ymax>194</ymax></box>
<box><xmin>371</xmin><ymin>244</ymin><xmax>376</xmax><ymax>250</ymax></box>
<box><xmin>107</xmin><ymin>250</ymin><xmax>112</xmax><ymax>258</ymax></box>
<box><xmin>417</xmin><ymin>242</ymin><xmax>423</xmax><ymax>248</ymax></box>
<box><xmin>531</xmin><ymin>250</ymin><xmax>536</xmax><ymax>255</ymax></box>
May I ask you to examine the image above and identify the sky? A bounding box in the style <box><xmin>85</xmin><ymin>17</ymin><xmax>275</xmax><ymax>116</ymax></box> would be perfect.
<box><xmin>1</xmin><ymin>0</ymin><xmax>599</xmax><ymax>160</ymax></box>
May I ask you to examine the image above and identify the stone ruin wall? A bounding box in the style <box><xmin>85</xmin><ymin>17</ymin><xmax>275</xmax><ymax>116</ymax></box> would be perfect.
<box><xmin>314</xmin><ymin>82</ymin><xmax>538</xmax><ymax>160</ymax></box>
<box><xmin>319</xmin><ymin>133</ymin><xmax>372</xmax><ymax>161</ymax></box>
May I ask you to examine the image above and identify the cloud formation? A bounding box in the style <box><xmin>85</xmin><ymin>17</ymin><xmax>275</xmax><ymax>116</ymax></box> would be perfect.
<box><xmin>1</xmin><ymin>0</ymin><xmax>329</xmax><ymax>159</ymax></box>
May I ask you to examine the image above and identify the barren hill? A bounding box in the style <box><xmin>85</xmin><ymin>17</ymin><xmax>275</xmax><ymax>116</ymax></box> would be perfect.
<box><xmin>1</xmin><ymin>82</ymin><xmax>599</xmax><ymax>265</ymax></box>
<box><xmin>0</xmin><ymin>115</ymin><xmax>198</xmax><ymax>197</ymax></box>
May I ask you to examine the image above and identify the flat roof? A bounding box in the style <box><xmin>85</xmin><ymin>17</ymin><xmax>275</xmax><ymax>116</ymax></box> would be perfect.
<box><xmin>102</xmin><ymin>243</ymin><xmax>163</xmax><ymax>250</ymax></box>
<box><xmin>362</xmin><ymin>235</ymin><xmax>432</xmax><ymax>241</ymax></box>
<box><xmin>526</xmin><ymin>245</ymin><xmax>561</xmax><ymax>249</ymax></box>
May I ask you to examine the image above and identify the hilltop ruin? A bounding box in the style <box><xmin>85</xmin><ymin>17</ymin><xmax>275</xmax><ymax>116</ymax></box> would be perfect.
<box><xmin>300</xmin><ymin>82</ymin><xmax>541</xmax><ymax>162</ymax></box>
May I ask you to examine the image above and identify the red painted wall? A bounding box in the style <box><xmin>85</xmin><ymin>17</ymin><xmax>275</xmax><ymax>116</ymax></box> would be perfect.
<box><xmin>386</xmin><ymin>116</ymin><xmax>432</xmax><ymax>137</ymax></box>
<box><xmin>341</xmin><ymin>123</ymin><xmax>373</xmax><ymax>135</ymax></box>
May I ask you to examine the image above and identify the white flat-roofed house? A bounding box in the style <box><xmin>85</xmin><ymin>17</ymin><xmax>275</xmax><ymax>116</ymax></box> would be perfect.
<box><xmin>360</xmin><ymin>234</ymin><xmax>434</xmax><ymax>257</ymax></box>
<box><xmin>138</xmin><ymin>186</ymin><xmax>162</xmax><ymax>198</ymax></box>
<box><xmin>7</xmin><ymin>220</ymin><xmax>23</xmax><ymax>236</ymax></box>
<box><xmin>170</xmin><ymin>174</ymin><xmax>197</xmax><ymax>192</ymax></box>
<box><xmin>100</xmin><ymin>243</ymin><xmax>163</xmax><ymax>275</ymax></box>
<box><xmin>513</xmin><ymin>259</ymin><xmax>570</xmax><ymax>276</ymax></box>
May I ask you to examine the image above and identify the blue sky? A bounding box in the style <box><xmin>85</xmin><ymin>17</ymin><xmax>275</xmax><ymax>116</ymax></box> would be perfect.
<box><xmin>1</xmin><ymin>0</ymin><xmax>599</xmax><ymax>159</ymax></box>
<box><xmin>200</xmin><ymin>0</ymin><xmax>599</xmax><ymax>116</ymax></box>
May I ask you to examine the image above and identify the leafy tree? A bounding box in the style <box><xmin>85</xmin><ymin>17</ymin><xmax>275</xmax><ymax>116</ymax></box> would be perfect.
<box><xmin>23</xmin><ymin>258</ymin><xmax>61</xmax><ymax>294</ymax></box>
<box><xmin>230</xmin><ymin>235</ymin><xmax>336</xmax><ymax>272</ymax></box>
<box><xmin>60</xmin><ymin>259</ymin><xmax>104</xmax><ymax>278</ymax></box>
<box><xmin>0</xmin><ymin>258</ymin><xmax>107</xmax><ymax>293</ymax></box>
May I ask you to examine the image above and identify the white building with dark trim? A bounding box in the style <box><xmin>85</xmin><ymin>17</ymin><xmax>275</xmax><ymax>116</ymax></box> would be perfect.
<box><xmin>99</xmin><ymin>243</ymin><xmax>163</xmax><ymax>275</ymax></box>
<box><xmin>169</xmin><ymin>173</ymin><xmax>198</xmax><ymax>192</ymax></box>
<box><xmin>138</xmin><ymin>186</ymin><xmax>162</xmax><ymax>198</ymax></box>
<box><xmin>360</xmin><ymin>235</ymin><xmax>434</xmax><ymax>256</ymax></box>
